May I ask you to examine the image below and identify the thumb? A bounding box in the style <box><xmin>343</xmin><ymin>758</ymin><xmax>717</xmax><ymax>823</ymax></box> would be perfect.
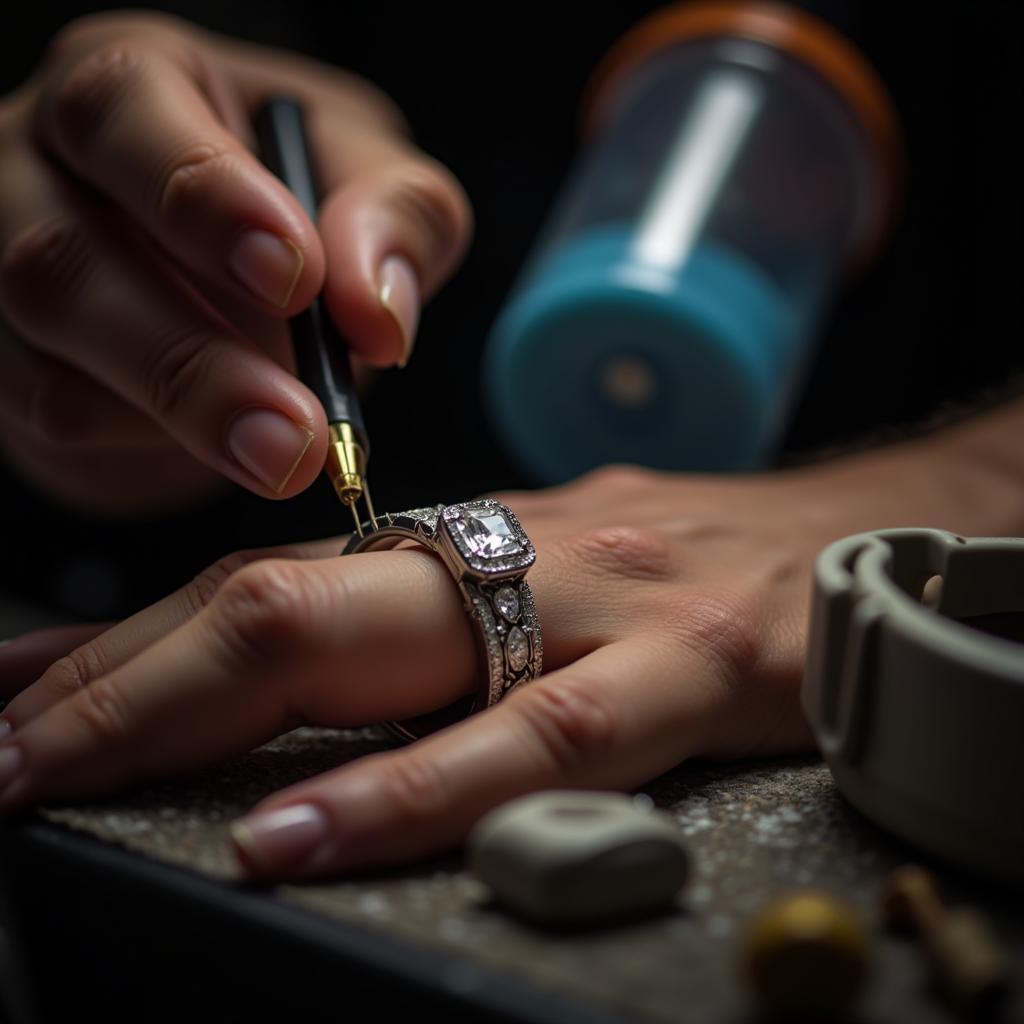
<box><xmin>318</xmin><ymin>154</ymin><xmax>473</xmax><ymax>368</ymax></box>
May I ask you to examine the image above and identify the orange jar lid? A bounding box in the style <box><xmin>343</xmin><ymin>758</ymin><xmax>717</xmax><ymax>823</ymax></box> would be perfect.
<box><xmin>581</xmin><ymin>1</ymin><xmax>905</xmax><ymax>269</ymax></box>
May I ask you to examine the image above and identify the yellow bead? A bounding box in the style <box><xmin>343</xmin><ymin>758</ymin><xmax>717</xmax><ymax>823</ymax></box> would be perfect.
<box><xmin>741</xmin><ymin>890</ymin><xmax>869</xmax><ymax>1020</ymax></box>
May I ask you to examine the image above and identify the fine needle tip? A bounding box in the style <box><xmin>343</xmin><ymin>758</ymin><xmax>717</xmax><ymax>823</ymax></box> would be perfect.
<box><xmin>342</xmin><ymin>477</ymin><xmax>376</xmax><ymax>537</ymax></box>
<box><xmin>349</xmin><ymin>503</ymin><xmax>365</xmax><ymax>537</ymax></box>
<box><xmin>363</xmin><ymin>479</ymin><xmax>379</xmax><ymax>531</ymax></box>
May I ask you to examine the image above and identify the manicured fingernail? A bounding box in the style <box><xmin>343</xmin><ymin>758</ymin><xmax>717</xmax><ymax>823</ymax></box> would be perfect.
<box><xmin>230</xmin><ymin>802</ymin><xmax>329</xmax><ymax>873</ymax></box>
<box><xmin>226</xmin><ymin>408</ymin><xmax>314</xmax><ymax>493</ymax></box>
<box><xmin>378</xmin><ymin>255</ymin><xmax>420</xmax><ymax>367</ymax></box>
<box><xmin>0</xmin><ymin>718</ymin><xmax>12</xmax><ymax>741</ymax></box>
<box><xmin>229</xmin><ymin>230</ymin><xmax>304</xmax><ymax>308</ymax></box>
<box><xmin>0</xmin><ymin>745</ymin><xmax>23</xmax><ymax>789</ymax></box>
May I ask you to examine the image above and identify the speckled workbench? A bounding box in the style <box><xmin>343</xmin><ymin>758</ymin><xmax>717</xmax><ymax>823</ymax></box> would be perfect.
<box><xmin>1</xmin><ymin>726</ymin><xmax>1021</xmax><ymax>1024</ymax></box>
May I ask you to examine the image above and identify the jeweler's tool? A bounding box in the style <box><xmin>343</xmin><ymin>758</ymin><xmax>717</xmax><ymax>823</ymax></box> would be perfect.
<box><xmin>253</xmin><ymin>96</ymin><xmax>377</xmax><ymax>535</ymax></box>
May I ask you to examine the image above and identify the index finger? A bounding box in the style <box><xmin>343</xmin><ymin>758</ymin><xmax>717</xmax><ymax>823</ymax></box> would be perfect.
<box><xmin>0</xmin><ymin>546</ymin><xmax>485</xmax><ymax>812</ymax></box>
<box><xmin>227</xmin><ymin>632</ymin><xmax>736</xmax><ymax>880</ymax></box>
<box><xmin>34</xmin><ymin>17</ymin><xmax>325</xmax><ymax>315</ymax></box>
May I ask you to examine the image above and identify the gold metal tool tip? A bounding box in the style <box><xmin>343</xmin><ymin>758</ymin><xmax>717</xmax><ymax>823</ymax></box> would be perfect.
<box><xmin>325</xmin><ymin>422</ymin><xmax>378</xmax><ymax>536</ymax></box>
<box><xmin>340</xmin><ymin>479</ymin><xmax>378</xmax><ymax>537</ymax></box>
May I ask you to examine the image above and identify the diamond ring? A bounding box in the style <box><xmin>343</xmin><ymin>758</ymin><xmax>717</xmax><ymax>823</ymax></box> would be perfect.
<box><xmin>342</xmin><ymin>499</ymin><xmax>543</xmax><ymax>743</ymax></box>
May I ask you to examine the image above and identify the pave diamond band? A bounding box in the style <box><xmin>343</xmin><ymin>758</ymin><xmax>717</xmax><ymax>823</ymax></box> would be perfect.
<box><xmin>341</xmin><ymin>499</ymin><xmax>543</xmax><ymax>743</ymax></box>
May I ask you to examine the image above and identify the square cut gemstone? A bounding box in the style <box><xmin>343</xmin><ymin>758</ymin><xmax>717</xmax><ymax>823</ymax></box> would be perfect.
<box><xmin>452</xmin><ymin>507</ymin><xmax>522</xmax><ymax>559</ymax></box>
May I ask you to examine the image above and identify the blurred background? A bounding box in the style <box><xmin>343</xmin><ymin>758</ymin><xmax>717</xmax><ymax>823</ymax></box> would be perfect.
<box><xmin>0</xmin><ymin>0</ymin><xmax>1020</xmax><ymax>625</ymax></box>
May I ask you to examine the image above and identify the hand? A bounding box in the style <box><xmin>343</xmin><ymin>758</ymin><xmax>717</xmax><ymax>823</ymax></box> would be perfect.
<box><xmin>0</xmin><ymin>444</ymin><xmax>969</xmax><ymax>880</ymax></box>
<box><xmin>0</xmin><ymin>12</ymin><xmax>471</xmax><ymax>515</ymax></box>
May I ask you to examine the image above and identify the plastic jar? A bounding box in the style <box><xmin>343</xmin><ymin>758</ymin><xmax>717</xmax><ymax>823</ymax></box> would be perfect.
<box><xmin>483</xmin><ymin>1</ymin><xmax>903</xmax><ymax>483</ymax></box>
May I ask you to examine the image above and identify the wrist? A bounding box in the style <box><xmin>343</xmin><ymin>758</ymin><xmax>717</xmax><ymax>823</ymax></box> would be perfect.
<box><xmin>903</xmin><ymin>397</ymin><xmax>1024</xmax><ymax>536</ymax></box>
<box><xmin>817</xmin><ymin>398</ymin><xmax>1024</xmax><ymax>539</ymax></box>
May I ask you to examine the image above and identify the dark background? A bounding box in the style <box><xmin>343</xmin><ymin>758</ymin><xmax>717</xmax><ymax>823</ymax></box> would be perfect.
<box><xmin>0</xmin><ymin>1</ymin><xmax>1021</xmax><ymax>620</ymax></box>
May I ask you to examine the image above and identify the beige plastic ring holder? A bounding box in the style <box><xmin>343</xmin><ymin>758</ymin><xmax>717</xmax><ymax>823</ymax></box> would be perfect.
<box><xmin>801</xmin><ymin>528</ymin><xmax>1024</xmax><ymax>887</ymax></box>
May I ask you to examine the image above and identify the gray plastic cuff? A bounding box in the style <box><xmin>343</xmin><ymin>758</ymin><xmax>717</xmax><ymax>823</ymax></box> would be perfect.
<box><xmin>801</xmin><ymin>528</ymin><xmax>1024</xmax><ymax>886</ymax></box>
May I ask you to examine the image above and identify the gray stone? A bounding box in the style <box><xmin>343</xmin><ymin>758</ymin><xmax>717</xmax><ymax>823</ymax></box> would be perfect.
<box><xmin>467</xmin><ymin>791</ymin><xmax>689</xmax><ymax>926</ymax></box>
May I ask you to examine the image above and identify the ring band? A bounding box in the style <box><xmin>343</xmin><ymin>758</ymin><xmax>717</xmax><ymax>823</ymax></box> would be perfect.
<box><xmin>342</xmin><ymin>499</ymin><xmax>543</xmax><ymax>742</ymax></box>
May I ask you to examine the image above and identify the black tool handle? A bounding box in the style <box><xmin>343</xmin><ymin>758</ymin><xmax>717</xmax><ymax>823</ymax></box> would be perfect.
<box><xmin>253</xmin><ymin>96</ymin><xmax>368</xmax><ymax>451</ymax></box>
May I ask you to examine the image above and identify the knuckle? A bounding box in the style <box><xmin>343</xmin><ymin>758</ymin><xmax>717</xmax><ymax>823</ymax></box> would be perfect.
<box><xmin>46</xmin><ymin>12</ymin><xmax>190</xmax><ymax>67</ymax></box>
<box><xmin>156</xmin><ymin>144</ymin><xmax>236</xmax><ymax>224</ymax></box>
<box><xmin>184</xmin><ymin>549</ymin><xmax>266</xmax><ymax>617</ymax></box>
<box><xmin>391</xmin><ymin>161</ymin><xmax>473</xmax><ymax>259</ymax></box>
<box><xmin>50</xmin><ymin>41</ymin><xmax>148</xmax><ymax>154</ymax></box>
<box><xmin>43</xmin><ymin>644</ymin><xmax>105</xmax><ymax>699</ymax></box>
<box><xmin>508</xmin><ymin>676</ymin><xmax>617</xmax><ymax>774</ymax></box>
<box><xmin>576</xmin><ymin>463</ymin><xmax>657</xmax><ymax>494</ymax></box>
<box><xmin>72</xmin><ymin>673</ymin><xmax>133</xmax><ymax>744</ymax></box>
<box><xmin>119</xmin><ymin>10</ymin><xmax>195</xmax><ymax>40</ymax></box>
<box><xmin>212</xmin><ymin>560</ymin><xmax>317</xmax><ymax>665</ymax></box>
<box><xmin>138</xmin><ymin>326</ymin><xmax>215</xmax><ymax>422</ymax></box>
<box><xmin>566</xmin><ymin>525</ymin><xmax>675</xmax><ymax>581</ymax></box>
<box><xmin>44</xmin><ymin>16</ymin><xmax>119</xmax><ymax>65</ymax></box>
<box><xmin>0</xmin><ymin>217</ymin><xmax>93</xmax><ymax>334</ymax></box>
<box><xmin>373</xmin><ymin>755</ymin><xmax>450</xmax><ymax>826</ymax></box>
<box><xmin>663</xmin><ymin>590</ymin><xmax>761</xmax><ymax>686</ymax></box>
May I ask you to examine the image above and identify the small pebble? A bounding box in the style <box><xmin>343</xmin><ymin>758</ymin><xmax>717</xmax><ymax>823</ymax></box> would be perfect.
<box><xmin>467</xmin><ymin>790</ymin><xmax>689</xmax><ymax>926</ymax></box>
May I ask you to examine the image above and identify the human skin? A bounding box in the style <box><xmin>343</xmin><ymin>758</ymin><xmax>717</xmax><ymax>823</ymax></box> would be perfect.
<box><xmin>0</xmin><ymin>11</ymin><xmax>471</xmax><ymax>515</ymax></box>
<box><xmin>1</xmin><ymin>395</ymin><xmax>1023</xmax><ymax>879</ymax></box>
<box><xmin>2</xmin><ymin>13</ymin><xmax>1023</xmax><ymax>883</ymax></box>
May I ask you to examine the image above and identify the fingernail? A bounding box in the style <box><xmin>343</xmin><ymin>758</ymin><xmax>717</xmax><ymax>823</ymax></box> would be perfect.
<box><xmin>230</xmin><ymin>802</ymin><xmax>329</xmax><ymax>874</ymax></box>
<box><xmin>0</xmin><ymin>745</ymin><xmax>23</xmax><ymax>790</ymax></box>
<box><xmin>226</xmin><ymin>408</ymin><xmax>314</xmax><ymax>493</ymax></box>
<box><xmin>0</xmin><ymin>718</ymin><xmax>12</xmax><ymax>741</ymax></box>
<box><xmin>229</xmin><ymin>230</ymin><xmax>304</xmax><ymax>308</ymax></box>
<box><xmin>378</xmin><ymin>255</ymin><xmax>420</xmax><ymax>367</ymax></box>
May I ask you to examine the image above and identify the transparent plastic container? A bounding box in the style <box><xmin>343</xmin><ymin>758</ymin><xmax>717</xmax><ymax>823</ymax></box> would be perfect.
<box><xmin>483</xmin><ymin>1</ymin><xmax>902</xmax><ymax>483</ymax></box>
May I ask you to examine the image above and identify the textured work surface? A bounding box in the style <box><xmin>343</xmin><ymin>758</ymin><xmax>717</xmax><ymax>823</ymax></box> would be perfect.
<box><xmin>30</xmin><ymin>726</ymin><xmax>1024</xmax><ymax>1024</ymax></box>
